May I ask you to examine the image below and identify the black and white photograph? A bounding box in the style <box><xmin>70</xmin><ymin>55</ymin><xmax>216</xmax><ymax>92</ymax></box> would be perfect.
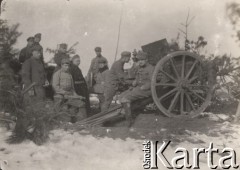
<box><xmin>0</xmin><ymin>0</ymin><xmax>240</xmax><ymax>169</ymax></box>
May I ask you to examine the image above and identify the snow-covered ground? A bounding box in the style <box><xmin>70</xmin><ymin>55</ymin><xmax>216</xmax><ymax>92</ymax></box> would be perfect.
<box><xmin>0</xmin><ymin>113</ymin><xmax>240</xmax><ymax>170</ymax></box>
<box><xmin>0</xmin><ymin>128</ymin><xmax>144</xmax><ymax>170</ymax></box>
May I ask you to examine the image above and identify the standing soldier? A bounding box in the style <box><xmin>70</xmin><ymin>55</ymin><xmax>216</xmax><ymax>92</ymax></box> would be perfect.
<box><xmin>128</xmin><ymin>49</ymin><xmax>139</xmax><ymax>79</ymax></box>
<box><xmin>21</xmin><ymin>49</ymin><xmax>48</xmax><ymax>101</ymax></box>
<box><xmin>101</xmin><ymin>51</ymin><xmax>131</xmax><ymax>111</ymax></box>
<box><xmin>19</xmin><ymin>37</ymin><xmax>34</xmax><ymax>64</ymax></box>
<box><xmin>32</xmin><ymin>33</ymin><xmax>44</xmax><ymax>63</ymax></box>
<box><xmin>53</xmin><ymin>43</ymin><xmax>70</xmax><ymax>72</ymax></box>
<box><xmin>93</xmin><ymin>58</ymin><xmax>109</xmax><ymax>111</ymax></box>
<box><xmin>87</xmin><ymin>47</ymin><xmax>108</xmax><ymax>89</ymax></box>
<box><xmin>119</xmin><ymin>52</ymin><xmax>154</xmax><ymax>127</ymax></box>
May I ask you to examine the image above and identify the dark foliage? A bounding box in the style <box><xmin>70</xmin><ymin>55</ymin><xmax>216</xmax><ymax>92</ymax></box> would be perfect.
<box><xmin>0</xmin><ymin>20</ymin><xmax>21</xmax><ymax>63</ymax></box>
<box><xmin>227</xmin><ymin>2</ymin><xmax>240</xmax><ymax>43</ymax></box>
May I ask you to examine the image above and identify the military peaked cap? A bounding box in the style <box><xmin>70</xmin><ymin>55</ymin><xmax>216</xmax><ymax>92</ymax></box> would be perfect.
<box><xmin>59</xmin><ymin>43</ymin><xmax>68</xmax><ymax>49</ymax></box>
<box><xmin>34</xmin><ymin>33</ymin><xmax>41</xmax><ymax>38</ymax></box>
<box><xmin>95</xmin><ymin>47</ymin><xmax>102</xmax><ymax>52</ymax></box>
<box><xmin>121</xmin><ymin>51</ymin><xmax>131</xmax><ymax>57</ymax></box>
<box><xmin>27</xmin><ymin>37</ymin><xmax>34</xmax><ymax>42</ymax></box>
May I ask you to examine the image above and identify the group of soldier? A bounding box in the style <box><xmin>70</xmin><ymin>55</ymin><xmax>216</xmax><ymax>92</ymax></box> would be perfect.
<box><xmin>19</xmin><ymin>33</ymin><xmax>154</xmax><ymax>126</ymax></box>
<box><xmin>86</xmin><ymin>47</ymin><xmax>155</xmax><ymax>126</ymax></box>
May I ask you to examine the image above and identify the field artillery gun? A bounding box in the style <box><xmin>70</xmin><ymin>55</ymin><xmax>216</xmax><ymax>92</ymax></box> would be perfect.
<box><xmin>0</xmin><ymin>38</ymin><xmax>215</xmax><ymax>142</ymax></box>
<box><xmin>72</xmin><ymin>39</ymin><xmax>215</xmax><ymax>128</ymax></box>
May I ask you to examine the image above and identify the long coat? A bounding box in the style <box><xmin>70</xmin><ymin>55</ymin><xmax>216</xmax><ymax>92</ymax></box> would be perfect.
<box><xmin>93</xmin><ymin>67</ymin><xmax>109</xmax><ymax>94</ymax></box>
<box><xmin>32</xmin><ymin>42</ymin><xmax>44</xmax><ymax>63</ymax></box>
<box><xmin>19</xmin><ymin>46</ymin><xmax>33</xmax><ymax>63</ymax></box>
<box><xmin>21</xmin><ymin>58</ymin><xmax>46</xmax><ymax>87</ymax></box>
<box><xmin>21</xmin><ymin>57</ymin><xmax>46</xmax><ymax>100</ymax></box>
<box><xmin>69</xmin><ymin>64</ymin><xmax>90</xmax><ymax>113</ymax></box>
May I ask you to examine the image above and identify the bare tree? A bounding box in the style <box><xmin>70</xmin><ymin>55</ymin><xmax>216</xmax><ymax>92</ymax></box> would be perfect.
<box><xmin>178</xmin><ymin>8</ymin><xmax>195</xmax><ymax>50</ymax></box>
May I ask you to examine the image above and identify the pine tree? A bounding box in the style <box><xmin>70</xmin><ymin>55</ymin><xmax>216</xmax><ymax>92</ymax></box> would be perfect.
<box><xmin>0</xmin><ymin>19</ymin><xmax>22</xmax><ymax>117</ymax></box>
<box><xmin>0</xmin><ymin>19</ymin><xmax>55</xmax><ymax>145</ymax></box>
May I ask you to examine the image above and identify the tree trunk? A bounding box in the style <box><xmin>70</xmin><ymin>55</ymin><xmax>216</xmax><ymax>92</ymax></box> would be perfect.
<box><xmin>234</xmin><ymin>100</ymin><xmax>240</xmax><ymax>122</ymax></box>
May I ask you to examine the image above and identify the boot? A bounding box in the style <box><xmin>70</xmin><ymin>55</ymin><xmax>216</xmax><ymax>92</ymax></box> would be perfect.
<box><xmin>122</xmin><ymin>103</ymin><xmax>134</xmax><ymax>127</ymax></box>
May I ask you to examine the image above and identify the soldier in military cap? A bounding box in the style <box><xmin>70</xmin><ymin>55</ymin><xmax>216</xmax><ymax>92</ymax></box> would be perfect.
<box><xmin>52</xmin><ymin>58</ymin><xmax>87</xmax><ymax>122</ymax></box>
<box><xmin>53</xmin><ymin>43</ymin><xmax>70</xmax><ymax>72</ymax></box>
<box><xmin>87</xmin><ymin>47</ymin><xmax>108</xmax><ymax>88</ymax></box>
<box><xmin>22</xmin><ymin>48</ymin><xmax>49</xmax><ymax>101</ymax></box>
<box><xmin>52</xmin><ymin>58</ymin><xmax>74</xmax><ymax>96</ymax></box>
<box><xmin>119</xmin><ymin>51</ymin><xmax>154</xmax><ymax>127</ymax></box>
<box><xmin>19</xmin><ymin>36</ymin><xmax>34</xmax><ymax>64</ymax></box>
<box><xmin>32</xmin><ymin>33</ymin><xmax>44</xmax><ymax>63</ymax></box>
<box><xmin>101</xmin><ymin>51</ymin><xmax>131</xmax><ymax>111</ymax></box>
<box><xmin>69</xmin><ymin>54</ymin><xmax>91</xmax><ymax>114</ymax></box>
<box><xmin>93</xmin><ymin>57</ymin><xmax>109</xmax><ymax>111</ymax></box>
<box><xmin>127</xmin><ymin>49</ymin><xmax>139</xmax><ymax>79</ymax></box>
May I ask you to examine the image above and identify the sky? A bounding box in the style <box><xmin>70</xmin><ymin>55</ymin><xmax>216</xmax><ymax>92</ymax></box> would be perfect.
<box><xmin>2</xmin><ymin>0</ymin><xmax>240</xmax><ymax>75</ymax></box>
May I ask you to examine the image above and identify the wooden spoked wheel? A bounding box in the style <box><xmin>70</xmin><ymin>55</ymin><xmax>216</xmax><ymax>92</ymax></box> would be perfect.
<box><xmin>151</xmin><ymin>51</ymin><xmax>214</xmax><ymax>117</ymax></box>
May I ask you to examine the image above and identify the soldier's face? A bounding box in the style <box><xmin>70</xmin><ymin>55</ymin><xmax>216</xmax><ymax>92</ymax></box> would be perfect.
<box><xmin>61</xmin><ymin>64</ymin><xmax>69</xmax><ymax>71</ymax></box>
<box><xmin>28</xmin><ymin>41</ymin><xmax>34</xmax><ymax>46</ymax></box>
<box><xmin>34</xmin><ymin>37</ymin><xmax>41</xmax><ymax>42</ymax></box>
<box><xmin>139</xmin><ymin>59</ymin><xmax>147</xmax><ymax>67</ymax></box>
<box><xmin>124</xmin><ymin>57</ymin><xmax>130</xmax><ymax>63</ymax></box>
<box><xmin>73</xmin><ymin>58</ymin><xmax>80</xmax><ymax>66</ymax></box>
<box><xmin>132</xmin><ymin>57</ymin><xmax>138</xmax><ymax>63</ymax></box>
<box><xmin>60</xmin><ymin>47</ymin><xmax>67</xmax><ymax>53</ymax></box>
<box><xmin>95</xmin><ymin>51</ymin><xmax>101</xmax><ymax>56</ymax></box>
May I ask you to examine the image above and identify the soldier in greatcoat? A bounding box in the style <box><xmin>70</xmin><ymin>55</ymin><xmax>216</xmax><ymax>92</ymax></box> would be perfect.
<box><xmin>69</xmin><ymin>55</ymin><xmax>90</xmax><ymax>114</ymax></box>
<box><xmin>32</xmin><ymin>33</ymin><xmax>44</xmax><ymax>63</ymax></box>
<box><xmin>21</xmin><ymin>49</ymin><xmax>48</xmax><ymax>101</ymax></box>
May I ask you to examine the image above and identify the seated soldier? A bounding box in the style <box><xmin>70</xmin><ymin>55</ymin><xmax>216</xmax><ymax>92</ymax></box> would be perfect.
<box><xmin>119</xmin><ymin>52</ymin><xmax>154</xmax><ymax>127</ymax></box>
<box><xmin>52</xmin><ymin>58</ymin><xmax>86</xmax><ymax>122</ymax></box>
<box><xmin>93</xmin><ymin>58</ymin><xmax>109</xmax><ymax>111</ymax></box>
<box><xmin>69</xmin><ymin>55</ymin><xmax>91</xmax><ymax>114</ymax></box>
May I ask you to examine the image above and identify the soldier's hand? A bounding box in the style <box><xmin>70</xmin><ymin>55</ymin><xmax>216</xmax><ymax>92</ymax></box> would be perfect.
<box><xmin>79</xmin><ymin>96</ymin><xmax>86</xmax><ymax>100</ymax></box>
<box><xmin>132</xmin><ymin>49</ymin><xmax>137</xmax><ymax>56</ymax></box>
<box><xmin>72</xmin><ymin>92</ymin><xmax>85</xmax><ymax>100</ymax></box>
<box><xmin>28</xmin><ymin>89</ymin><xmax>34</xmax><ymax>96</ymax></box>
<box><xmin>64</xmin><ymin>91</ymin><xmax>72</xmax><ymax>96</ymax></box>
<box><xmin>43</xmin><ymin>80</ymin><xmax>50</xmax><ymax>87</ymax></box>
<box><xmin>132</xmin><ymin>80</ymin><xmax>137</xmax><ymax>87</ymax></box>
<box><xmin>140</xmin><ymin>85</ymin><xmax>148</xmax><ymax>90</ymax></box>
<box><xmin>73</xmin><ymin>92</ymin><xmax>82</xmax><ymax>98</ymax></box>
